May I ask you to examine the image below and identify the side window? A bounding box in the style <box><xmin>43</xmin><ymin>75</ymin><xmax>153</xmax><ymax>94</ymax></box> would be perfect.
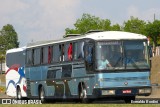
<box><xmin>26</xmin><ymin>50</ymin><xmax>32</xmax><ymax>65</ymax></box>
<box><xmin>68</xmin><ymin>43</ymin><xmax>72</xmax><ymax>61</ymax></box>
<box><xmin>43</xmin><ymin>47</ymin><xmax>48</xmax><ymax>64</ymax></box>
<box><xmin>47</xmin><ymin>70</ymin><xmax>56</xmax><ymax>79</ymax></box>
<box><xmin>6</xmin><ymin>53</ymin><xmax>11</xmax><ymax>67</ymax></box>
<box><xmin>85</xmin><ymin>44</ymin><xmax>94</xmax><ymax>71</ymax></box>
<box><xmin>41</xmin><ymin>47</ymin><xmax>48</xmax><ymax>64</ymax></box>
<box><xmin>32</xmin><ymin>49</ymin><xmax>34</xmax><ymax>65</ymax></box>
<box><xmin>41</xmin><ymin>47</ymin><xmax>44</xmax><ymax>64</ymax></box>
<box><xmin>62</xmin><ymin>65</ymin><xmax>72</xmax><ymax>78</ymax></box>
<box><xmin>60</xmin><ymin>44</ymin><xmax>65</xmax><ymax>61</ymax></box>
<box><xmin>53</xmin><ymin>45</ymin><xmax>61</xmax><ymax>62</ymax></box>
<box><xmin>34</xmin><ymin>48</ymin><xmax>40</xmax><ymax>65</ymax></box>
<box><xmin>64</xmin><ymin>43</ymin><xmax>73</xmax><ymax>61</ymax></box>
<box><xmin>73</xmin><ymin>41</ymin><xmax>84</xmax><ymax>60</ymax></box>
<box><xmin>48</xmin><ymin>46</ymin><xmax>52</xmax><ymax>64</ymax></box>
<box><xmin>64</xmin><ymin>44</ymin><xmax>68</xmax><ymax>61</ymax></box>
<box><xmin>6</xmin><ymin>51</ymin><xmax>25</xmax><ymax>67</ymax></box>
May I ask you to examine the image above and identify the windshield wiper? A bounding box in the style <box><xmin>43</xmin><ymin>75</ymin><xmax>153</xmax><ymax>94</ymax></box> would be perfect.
<box><xmin>113</xmin><ymin>57</ymin><xmax>122</xmax><ymax>68</ymax></box>
<box><xmin>124</xmin><ymin>57</ymin><xmax>142</xmax><ymax>71</ymax></box>
<box><xmin>112</xmin><ymin>56</ymin><xmax>142</xmax><ymax>72</ymax></box>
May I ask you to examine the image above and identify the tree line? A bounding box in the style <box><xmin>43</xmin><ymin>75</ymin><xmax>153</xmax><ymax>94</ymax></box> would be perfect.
<box><xmin>0</xmin><ymin>13</ymin><xmax>160</xmax><ymax>62</ymax></box>
<box><xmin>65</xmin><ymin>13</ymin><xmax>160</xmax><ymax>55</ymax></box>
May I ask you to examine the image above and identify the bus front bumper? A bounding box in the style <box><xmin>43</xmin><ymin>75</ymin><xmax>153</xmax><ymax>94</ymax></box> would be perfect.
<box><xmin>92</xmin><ymin>86</ymin><xmax>152</xmax><ymax>98</ymax></box>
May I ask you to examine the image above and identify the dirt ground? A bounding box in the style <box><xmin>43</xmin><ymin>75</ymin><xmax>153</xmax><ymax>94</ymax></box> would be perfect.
<box><xmin>139</xmin><ymin>55</ymin><xmax>160</xmax><ymax>98</ymax></box>
<box><xmin>0</xmin><ymin>56</ymin><xmax>160</xmax><ymax>98</ymax></box>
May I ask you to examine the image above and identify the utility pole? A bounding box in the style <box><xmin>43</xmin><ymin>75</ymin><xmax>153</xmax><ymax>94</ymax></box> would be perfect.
<box><xmin>153</xmin><ymin>14</ymin><xmax>156</xmax><ymax>57</ymax></box>
<box><xmin>0</xmin><ymin>60</ymin><xmax>2</xmax><ymax>75</ymax></box>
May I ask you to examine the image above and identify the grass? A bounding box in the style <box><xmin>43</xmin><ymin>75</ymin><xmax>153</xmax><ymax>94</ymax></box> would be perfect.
<box><xmin>0</xmin><ymin>104</ymin><xmax>159</xmax><ymax>107</ymax></box>
<box><xmin>0</xmin><ymin>86</ymin><xmax>5</xmax><ymax>93</ymax></box>
<box><xmin>0</xmin><ymin>74</ymin><xmax>5</xmax><ymax>83</ymax></box>
<box><xmin>0</xmin><ymin>74</ymin><xmax>5</xmax><ymax>94</ymax></box>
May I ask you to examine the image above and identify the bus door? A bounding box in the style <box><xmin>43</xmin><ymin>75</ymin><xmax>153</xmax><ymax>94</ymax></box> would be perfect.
<box><xmin>61</xmin><ymin>64</ymin><xmax>72</xmax><ymax>97</ymax></box>
<box><xmin>84</xmin><ymin>43</ymin><xmax>94</xmax><ymax>72</ymax></box>
<box><xmin>45</xmin><ymin>65</ymin><xmax>63</xmax><ymax>98</ymax></box>
<box><xmin>52</xmin><ymin>64</ymin><xmax>72</xmax><ymax>98</ymax></box>
<box><xmin>60</xmin><ymin>43</ymin><xmax>73</xmax><ymax>97</ymax></box>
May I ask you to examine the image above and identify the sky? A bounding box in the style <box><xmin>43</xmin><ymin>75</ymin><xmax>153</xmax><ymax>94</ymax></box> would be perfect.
<box><xmin>0</xmin><ymin>0</ymin><xmax>160</xmax><ymax>47</ymax></box>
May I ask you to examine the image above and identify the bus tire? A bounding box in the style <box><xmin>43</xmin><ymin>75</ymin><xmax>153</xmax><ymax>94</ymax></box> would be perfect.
<box><xmin>79</xmin><ymin>83</ymin><xmax>90</xmax><ymax>103</ymax></box>
<box><xmin>39</xmin><ymin>87</ymin><xmax>46</xmax><ymax>103</ymax></box>
<box><xmin>16</xmin><ymin>86</ymin><xmax>22</xmax><ymax>100</ymax></box>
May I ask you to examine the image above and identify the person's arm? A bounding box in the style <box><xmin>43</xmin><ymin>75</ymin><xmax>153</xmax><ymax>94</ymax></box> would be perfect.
<box><xmin>105</xmin><ymin>59</ymin><xmax>112</xmax><ymax>67</ymax></box>
<box><xmin>108</xmin><ymin>63</ymin><xmax>112</xmax><ymax>67</ymax></box>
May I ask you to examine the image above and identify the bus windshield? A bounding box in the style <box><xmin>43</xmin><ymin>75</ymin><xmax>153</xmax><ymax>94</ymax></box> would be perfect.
<box><xmin>96</xmin><ymin>40</ymin><xmax>149</xmax><ymax>71</ymax></box>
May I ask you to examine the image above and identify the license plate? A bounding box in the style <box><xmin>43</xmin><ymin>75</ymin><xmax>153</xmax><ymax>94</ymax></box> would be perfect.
<box><xmin>122</xmin><ymin>90</ymin><xmax>131</xmax><ymax>94</ymax></box>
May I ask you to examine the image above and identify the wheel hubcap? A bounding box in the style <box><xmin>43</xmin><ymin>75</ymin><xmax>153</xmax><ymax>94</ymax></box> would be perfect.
<box><xmin>80</xmin><ymin>89</ymin><xmax>87</xmax><ymax>99</ymax></box>
<box><xmin>17</xmin><ymin>90</ymin><xmax>21</xmax><ymax>99</ymax></box>
<box><xmin>40</xmin><ymin>90</ymin><xmax>44</xmax><ymax>101</ymax></box>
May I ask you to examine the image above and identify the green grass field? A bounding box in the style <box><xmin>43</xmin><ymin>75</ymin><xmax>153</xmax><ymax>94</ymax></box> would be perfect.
<box><xmin>0</xmin><ymin>86</ymin><xmax>5</xmax><ymax>93</ymax></box>
<box><xmin>0</xmin><ymin>104</ymin><xmax>159</xmax><ymax>107</ymax></box>
<box><xmin>0</xmin><ymin>104</ymin><xmax>157</xmax><ymax>107</ymax></box>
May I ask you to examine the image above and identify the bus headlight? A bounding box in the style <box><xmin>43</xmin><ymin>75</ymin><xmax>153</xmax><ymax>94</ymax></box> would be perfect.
<box><xmin>102</xmin><ymin>90</ymin><xmax>115</xmax><ymax>95</ymax></box>
<box><xmin>139</xmin><ymin>88</ymin><xmax>151</xmax><ymax>94</ymax></box>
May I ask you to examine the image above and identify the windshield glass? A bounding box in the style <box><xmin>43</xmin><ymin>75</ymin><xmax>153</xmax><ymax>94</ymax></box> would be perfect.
<box><xmin>96</xmin><ymin>40</ymin><xmax>149</xmax><ymax>71</ymax></box>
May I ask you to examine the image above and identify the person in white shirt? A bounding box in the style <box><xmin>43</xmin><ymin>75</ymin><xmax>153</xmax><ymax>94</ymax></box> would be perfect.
<box><xmin>98</xmin><ymin>55</ymin><xmax>112</xmax><ymax>70</ymax></box>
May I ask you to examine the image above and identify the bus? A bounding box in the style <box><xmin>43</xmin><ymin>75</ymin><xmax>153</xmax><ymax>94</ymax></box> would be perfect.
<box><xmin>5</xmin><ymin>47</ymin><xmax>27</xmax><ymax>99</ymax></box>
<box><xmin>6</xmin><ymin>31</ymin><xmax>152</xmax><ymax>103</ymax></box>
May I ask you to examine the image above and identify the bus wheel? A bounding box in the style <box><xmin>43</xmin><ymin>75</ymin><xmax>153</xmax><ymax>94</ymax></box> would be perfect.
<box><xmin>39</xmin><ymin>87</ymin><xmax>46</xmax><ymax>103</ymax></box>
<box><xmin>79</xmin><ymin>84</ymin><xmax>89</xmax><ymax>103</ymax></box>
<box><xmin>16</xmin><ymin>87</ymin><xmax>22</xmax><ymax>100</ymax></box>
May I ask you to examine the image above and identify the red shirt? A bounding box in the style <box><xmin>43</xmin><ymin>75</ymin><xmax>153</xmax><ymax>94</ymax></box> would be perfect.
<box><xmin>68</xmin><ymin>44</ymin><xmax>72</xmax><ymax>60</ymax></box>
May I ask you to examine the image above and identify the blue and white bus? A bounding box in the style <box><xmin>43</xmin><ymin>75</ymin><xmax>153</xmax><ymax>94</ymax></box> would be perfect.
<box><xmin>6</xmin><ymin>31</ymin><xmax>152</xmax><ymax>103</ymax></box>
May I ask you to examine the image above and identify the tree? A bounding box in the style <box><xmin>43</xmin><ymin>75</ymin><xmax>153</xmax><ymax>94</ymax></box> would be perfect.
<box><xmin>65</xmin><ymin>13</ymin><xmax>112</xmax><ymax>35</ymax></box>
<box><xmin>110</xmin><ymin>24</ymin><xmax>121</xmax><ymax>31</ymax></box>
<box><xmin>65</xmin><ymin>14</ymin><xmax>160</xmax><ymax>53</ymax></box>
<box><xmin>0</xmin><ymin>24</ymin><xmax>19</xmax><ymax>49</ymax></box>
<box><xmin>123</xmin><ymin>16</ymin><xmax>146</xmax><ymax>35</ymax></box>
<box><xmin>145</xmin><ymin>20</ymin><xmax>160</xmax><ymax>55</ymax></box>
<box><xmin>0</xmin><ymin>24</ymin><xmax>19</xmax><ymax>73</ymax></box>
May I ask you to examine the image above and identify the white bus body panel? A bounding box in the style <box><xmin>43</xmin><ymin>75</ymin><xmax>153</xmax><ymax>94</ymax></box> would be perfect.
<box><xmin>5</xmin><ymin>47</ymin><xmax>27</xmax><ymax>97</ymax></box>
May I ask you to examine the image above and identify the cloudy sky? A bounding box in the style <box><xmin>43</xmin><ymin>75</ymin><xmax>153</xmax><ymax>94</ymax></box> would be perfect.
<box><xmin>0</xmin><ymin>0</ymin><xmax>160</xmax><ymax>47</ymax></box>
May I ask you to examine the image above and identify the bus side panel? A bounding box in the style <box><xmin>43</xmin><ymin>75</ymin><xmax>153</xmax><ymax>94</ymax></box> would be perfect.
<box><xmin>6</xmin><ymin>68</ymin><xmax>20</xmax><ymax>97</ymax></box>
<box><xmin>71</xmin><ymin>64</ymin><xmax>86</xmax><ymax>96</ymax></box>
<box><xmin>5</xmin><ymin>49</ymin><xmax>27</xmax><ymax>97</ymax></box>
<box><xmin>46</xmin><ymin>86</ymin><xmax>55</xmax><ymax>97</ymax></box>
<box><xmin>67</xmin><ymin>79</ymin><xmax>78</xmax><ymax>96</ymax></box>
<box><xmin>69</xmin><ymin>62</ymin><xmax>96</xmax><ymax>97</ymax></box>
<box><xmin>26</xmin><ymin>66</ymin><xmax>48</xmax><ymax>97</ymax></box>
<box><xmin>6</xmin><ymin>68</ymin><xmax>27</xmax><ymax>97</ymax></box>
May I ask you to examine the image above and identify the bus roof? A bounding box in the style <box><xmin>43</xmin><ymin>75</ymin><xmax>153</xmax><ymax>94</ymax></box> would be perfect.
<box><xmin>86</xmin><ymin>31</ymin><xmax>147</xmax><ymax>40</ymax></box>
<box><xmin>6</xmin><ymin>46</ymin><xmax>26</xmax><ymax>54</ymax></box>
<box><xmin>27</xmin><ymin>31</ymin><xmax>147</xmax><ymax>48</ymax></box>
